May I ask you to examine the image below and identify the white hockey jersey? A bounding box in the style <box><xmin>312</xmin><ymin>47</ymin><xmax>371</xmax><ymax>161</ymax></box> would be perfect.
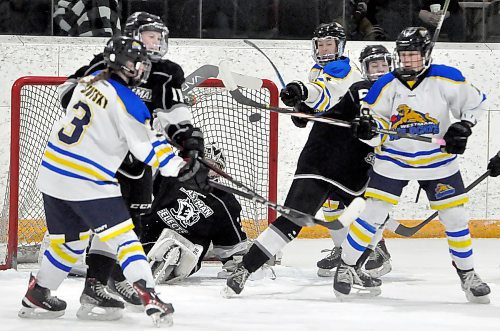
<box><xmin>37</xmin><ymin>74</ymin><xmax>185</xmax><ymax>201</ymax></box>
<box><xmin>362</xmin><ymin>64</ymin><xmax>486</xmax><ymax>180</ymax></box>
<box><xmin>305</xmin><ymin>58</ymin><xmax>362</xmax><ymax>112</ymax></box>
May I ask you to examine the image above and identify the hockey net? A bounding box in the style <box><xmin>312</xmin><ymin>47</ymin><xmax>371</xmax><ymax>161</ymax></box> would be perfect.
<box><xmin>0</xmin><ymin>76</ymin><xmax>278</xmax><ymax>270</ymax></box>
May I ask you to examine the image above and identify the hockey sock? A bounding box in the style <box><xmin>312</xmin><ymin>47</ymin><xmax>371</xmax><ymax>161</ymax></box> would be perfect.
<box><xmin>37</xmin><ymin>239</ymin><xmax>89</xmax><ymax>290</ymax></box>
<box><xmin>86</xmin><ymin>253</ymin><xmax>116</xmax><ymax>284</ymax></box>
<box><xmin>328</xmin><ymin>227</ymin><xmax>349</xmax><ymax>247</ymax></box>
<box><xmin>445</xmin><ymin>227</ymin><xmax>474</xmax><ymax>270</ymax></box>
<box><xmin>111</xmin><ymin>263</ymin><xmax>126</xmax><ymax>282</ymax></box>
<box><xmin>341</xmin><ymin>217</ymin><xmax>377</xmax><ymax>265</ymax></box>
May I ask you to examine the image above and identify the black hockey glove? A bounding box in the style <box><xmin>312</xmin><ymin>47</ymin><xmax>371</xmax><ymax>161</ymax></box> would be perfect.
<box><xmin>178</xmin><ymin>151</ymin><xmax>212</xmax><ymax>193</ymax></box>
<box><xmin>167</xmin><ymin>123</ymin><xmax>205</xmax><ymax>157</ymax></box>
<box><xmin>290</xmin><ymin>103</ymin><xmax>315</xmax><ymax>128</ymax></box>
<box><xmin>487</xmin><ymin>152</ymin><xmax>500</xmax><ymax>177</ymax></box>
<box><xmin>443</xmin><ymin>121</ymin><xmax>473</xmax><ymax>155</ymax></box>
<box><xmin>280</xmin><ymin>81</ymin><xmax>308</xmax><ymax>107</ymax></box>
<box><xmin>118</xmin><ymin>152</ymin><xmax>146</xmax><ymax>177</ymax></box>
<box><xmin>351</xmin><ymin>112</ymin><xmax>377</xmax><ymax>140</ymax></box>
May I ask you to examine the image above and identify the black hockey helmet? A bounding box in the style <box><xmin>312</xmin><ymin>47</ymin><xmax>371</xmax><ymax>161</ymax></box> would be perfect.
<box><xmin>103</xmin><ymin>36</ymin><xmax>151</xmax><ymax>86</ymax></box>
<box><xmin>312</xmin><ymin>22</ymin><xmax>346</xmax><ymax>66</ymax></box>
<box><xmin>359</xmin><ymin>45</ymin><xmax>393</xmax><ymax>81</ymax></box>
<box><xmin>394</xmin><ymin>27</ymin><xmax>432</xmax><ymax>79</ymax></box>
<box><xmin>123</xmin><ymin>12</ymin><xmax>169</xmax><ymax>61</ymax></box>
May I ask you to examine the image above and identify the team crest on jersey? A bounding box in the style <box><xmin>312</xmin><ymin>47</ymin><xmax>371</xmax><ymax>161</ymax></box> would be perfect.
<box><xmin>389</xmin><ymin>104</ymin><xmax>439</xmax><ymax>141</ymax></box>
<box><xmin>132</xmin><ymin>86</ymin><xmax>152</xmax><ymax>102</ymax></box>
<box><xmin>364</xmin><ymin>152</ymin><xmax>375</xmax><ymax>165</ymax></box>
<box><xmin>156</xmin><ymin>188</ymin><xmax>214</xmax><ymax>232</ymax></box>
<box><xmin>434</xmin><ymin>183</ymin><xmax>456</xmax><ymax>199</ymax></box>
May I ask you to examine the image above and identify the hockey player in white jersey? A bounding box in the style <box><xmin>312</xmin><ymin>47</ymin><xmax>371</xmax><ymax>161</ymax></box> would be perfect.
<box><xmin>334</xmin><ymin>27</ymin><xmax>490</xmax><ymax>303</ymax></box>
<box><xmin>18</xmin><ymin>36</ymin><xmax>208</xmax><ymax>326</ymax></box>
<box><xmin>224</xmin><ymin>22</ymin><xmax>373</xmax><ymax>296</ymax></box>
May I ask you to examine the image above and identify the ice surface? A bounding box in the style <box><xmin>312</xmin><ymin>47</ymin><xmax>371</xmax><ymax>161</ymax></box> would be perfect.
<box><xmin>1</xmin><ymin>238</ymin><xmax>500</xmax><ymax>331</ymax></box>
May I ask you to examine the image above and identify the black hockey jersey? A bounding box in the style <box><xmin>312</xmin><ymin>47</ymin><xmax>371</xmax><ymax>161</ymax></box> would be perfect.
<box><xmin>294</xmin><ymin>80</ymin><xmax>375</xmax><ymax>195</ymax></box>
<box><xmin>61</xmin><ymin>53</ymin><xmax>186</xmax><ymax>117</ymax></box>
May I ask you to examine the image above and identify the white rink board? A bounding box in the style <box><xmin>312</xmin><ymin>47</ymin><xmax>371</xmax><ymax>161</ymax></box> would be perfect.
<box><xmin>0</xmin><ymin>36</ymin><xmax>499</xmax><ymax>221</ymax></box>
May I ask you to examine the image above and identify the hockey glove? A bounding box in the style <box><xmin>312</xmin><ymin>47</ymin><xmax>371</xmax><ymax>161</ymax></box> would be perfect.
<box><xmin>280</xmin><ymin>81</ymin><xmax>308</xmax><ymax>107</ymax></box>
<box><xmin>119</xmin><ymin>152</ymin><xmax>147</xmax><ymax>178</ymax></box>
<box><xmin>443</xmin><ymin>121</ymin><xmax>473</xmax><ymax>154</ymax></box>
<box><xmin>167</xmin><ymin>123</ymin><xmax>205</xmax><ymax>157</ymax></box>
<box><xmin>290</xmin><ymin>103</ymin><xmax>315</xmax><ymax>128</ymax></box>
<box><xmin>351</xmin><ymin>113</ymin><xmax>377</xmax><ymax>140</ymax></box>
<box><xmin>487</xmin><ymin>152</ymin><xmax>500</xmax><ymax>177</ymax></box>
<box><xmin>178</xmin><ymin>151</ymin><xmax>212</xmax><ymax>193</ymax></box>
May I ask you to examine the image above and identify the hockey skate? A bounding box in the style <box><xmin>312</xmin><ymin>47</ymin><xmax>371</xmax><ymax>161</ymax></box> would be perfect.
<box><xmin>455</xmin><ymin>264</ymin><xmax>491</xmax><ymax>304</ymax></box>
<box><xmin>333</xmin><ymin>262</ymin><xmax>382</xmax><ymax>299</ymax></box>
<box><xmin>18</xmin><ymin>274</ymin><xmax>67</xmax><ymax>319</ymax></box>
<box><xmin>108</xmin><ymin>278</ymin><xmax>143</xmax><ymax>311</ymax></box>
<box><xmin>133</xmin><ymin>279</ymin><xmax>175</xmax><ymax>327</ymax></box>
<box><xmin>76</xmin><ymin>278</ymin><xmax>125</xmax><ymax>321</ymax></box>
<box><xmin>316</xmin><ymin>247</ymin><xmax>342</xmax><ymax>277</ymax></box>
<box><xmin>222</xmin><ymin>262</ymin><xmax>251</xmax><ymax>298</ymax></box>
<box><xmin>363</xmin><ymin>240</ymin><xmax>392</xmax><ymax>278</ymax></box>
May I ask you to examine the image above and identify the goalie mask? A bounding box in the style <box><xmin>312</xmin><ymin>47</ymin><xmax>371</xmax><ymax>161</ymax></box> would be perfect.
<box><xmin>394</xmin><ymin>27</ymin><xmax>432</xmax><ymax>80</ymax></box>
<box><xmin>103</xmin><ymin>36</ymin><xmax>152</xmax><ymax>86</ymax></box>
<box><xmin>204</xmin><ymin>143</ymin><xmax>226</xmax><ymax>179</ymax></box>
<box><xmin>359</xmin><ymin>45</ymin><xmax>393</xmax><ymax>81</ymax></box>
<box><xmin>123</xmin><ymin>12</ymin><xmax>169</xmax><ymax>62</ymax></box>
<box><xmin>312</xmin><ymin>22</ymin><xmax>346</xmax><ymax>66</ymax></box>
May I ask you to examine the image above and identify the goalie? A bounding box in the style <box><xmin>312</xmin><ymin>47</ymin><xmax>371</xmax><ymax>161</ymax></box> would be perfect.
<box><xmin>141</xmin><ymin>143</ymin><xmax>249</xmax><ymax>283</ymax></box>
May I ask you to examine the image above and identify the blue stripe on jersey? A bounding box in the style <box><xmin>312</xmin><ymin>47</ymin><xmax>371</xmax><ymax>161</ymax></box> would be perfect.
<box><xmin>427</xmin><ymin>64</ymin><xmax>465</xmax><ymax>82</ymax></box>
<box><xmin>445</xmin><ymin>228</ymin><xmax>470</xmax><ymax>237</ymax></box>
<box><xmin>381</xmin><ymin>146</ymin><xmax>442</xmax><ymax>158</ymax></box>
<box><xmin>375</xmin><ymin>154</ymin><xmax>457</xmax><ymax>168</ymax></box>
<box><xmin>363</xmin><ymin>72</ymin><xmax>396</xmax><ymax>105</ymax></box>
<box><xmin>159</xmin><ymin>153</ymin><xmax>176</xmax><ymax>167</ymax></box>
<box><xmin>42</xmin><ymin>161</ymin><xmax>118</xmax><ymax>186</ymax></box>
<box><xmin>323</xmin><ymin>58</ymin><xmax>351</xmax><ymax>79</ymax></box>
<box><xmin>144</xmin><ymin>139</ymin><xmax>169</xmax><ymax>164</ymax></box>
<box><xmin>47</xmin><ymin>142</ymin><xmax>115</xmax><ymax>177</ymax></box>
<box><xmin>108</xmin><ymin>78</ymin><xmax>150</xmax><ymax>124</ymax></box>
<box><xmin>44</xmin><ymin>250</ymin><xmax>72</xmax><ymax>272</ymax></box>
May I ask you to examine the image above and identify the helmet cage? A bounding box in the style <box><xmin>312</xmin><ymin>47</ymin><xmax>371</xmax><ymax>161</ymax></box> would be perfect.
<box><xmin>360</xmin><ymin>53</ymin><xmax>393</xmax><ymax>81</ymax></box>
<box><xmin>132</xmin><ymin>22</ymin><xmax>169</xmax><ymax>61</ymax></box>
<box><xmin>312</xmin><ymin>36</ymin><xmax>345</xmax><ymax>66</ymax></box>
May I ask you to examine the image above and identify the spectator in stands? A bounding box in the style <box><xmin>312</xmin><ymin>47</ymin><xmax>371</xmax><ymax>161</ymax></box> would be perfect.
<box><xmin>53</xmin><ymin>0</ymin><xmax>121</xmax><ymax>37</ymax></box>
<box><xmin>417</xmin><ymin>0</ymin><xmax>465</xmax><ymax>41</ymax></box>
<box><xmin>0</xmin><ymin>0</ymin><xmax>51</xmax><ymax>35</ymax></box>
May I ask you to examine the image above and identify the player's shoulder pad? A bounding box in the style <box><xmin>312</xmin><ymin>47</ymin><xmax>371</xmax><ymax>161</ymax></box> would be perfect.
<box><xmin>152</xmin><ymin>59</ymin><xmax>185</xmax><ymax>86</ymax></box>
<box><xmin>427</xmin><ymin>64</ymin><xmax>465</xmax><ymax>82</ymax></box>
<box><xmin>310</xmin><ymin>63</ymin><xmax>323</xmax><ymax>72</ymax></box>
<box><xmin>107</xmin><ymin>78</ymin><xmax>151</xmax><ymax>123</ymax></box>
<box><xmin>323</xmin><ymin>58</ymin><xmax>352</xmax><ymax>79</ymax></box>
<box><xmin>363</xmin><ymin>72</ymin><xmax>396</xmax><ymax>105</ymax></box>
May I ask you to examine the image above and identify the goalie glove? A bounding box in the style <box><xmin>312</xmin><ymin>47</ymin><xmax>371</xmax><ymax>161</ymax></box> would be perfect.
<box><xmin>280</xmin><ymin>81</ymin><xmax>308</xmax><ymax>107</ymax></box>
<box><xmin>443</xmin><ymin>120</ymin><xmax>473</xmax><ymax>155</ymax></box>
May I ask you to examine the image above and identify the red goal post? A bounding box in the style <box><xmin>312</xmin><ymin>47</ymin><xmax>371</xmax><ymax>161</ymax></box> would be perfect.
<box><xmin>0</xmin><ymin>76</ymin><xmax>279</xmax><ymax>270</ymax></box>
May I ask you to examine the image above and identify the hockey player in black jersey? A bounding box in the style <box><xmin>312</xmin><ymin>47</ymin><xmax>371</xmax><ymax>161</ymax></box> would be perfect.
<box><xmin>141</xmin><ymin>143</ymin><xmax>249</xmax><ymax>283</ymax></box>
<box><xmin>57</xmin><ymin>12</ymin><xmax>208</xmax><ymax>318</ymax></box>
<box><xmin>224</xmin><ymin>24</ymin><xmax>390</xmax><ymax>296</ymax></box>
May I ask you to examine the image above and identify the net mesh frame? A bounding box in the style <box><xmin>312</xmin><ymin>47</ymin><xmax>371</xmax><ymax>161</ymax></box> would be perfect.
<box><xmin>0</xmin><ymin>76</ymin><xmax>278</xmax><ymax>270</ymax></box>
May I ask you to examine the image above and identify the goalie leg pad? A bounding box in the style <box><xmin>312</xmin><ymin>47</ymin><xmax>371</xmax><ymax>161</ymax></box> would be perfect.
<box><xmin>147</xmin><ymin>229</ymin><xmax>203</xmax><ymax>284</ymax></box>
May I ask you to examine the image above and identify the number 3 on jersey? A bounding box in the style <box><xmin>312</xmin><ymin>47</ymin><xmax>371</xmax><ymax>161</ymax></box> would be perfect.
<box><xmin>58</xmin><ymin>101</ymin><xmax>92</xmax><ymax>145</ymax></box>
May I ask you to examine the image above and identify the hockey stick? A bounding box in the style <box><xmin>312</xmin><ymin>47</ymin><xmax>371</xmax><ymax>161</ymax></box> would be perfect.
<box><xmin>181</xmin><ymin>64</ymin><xmax>220</xmax><ymax>96</ymax></box>
<box><xmin>428</xmin><ymin>0</ymin><xmax>451</xmax><ymax>56</ymax></box>
<box><xmin>218</xmin><ymin>64</ymin><xmax>445</xmax><ymax>145</ymax></box>
<box><xmin>390</xmin><ymin>169</ymin><xmax>491</xmax><ymax>237</ymax></box>
<box><xmin>244</xmin><ymin>40</ymin><xmax>286</xmax><ymax>88</ymax></box>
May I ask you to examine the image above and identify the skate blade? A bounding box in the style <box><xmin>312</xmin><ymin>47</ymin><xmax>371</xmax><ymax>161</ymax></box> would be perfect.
<box><xmin>317</xmin><ymin>268</ymin><xmax>335</xmax><ymax>277</ymax></box>
<box><xmin>465</xmin><ymin>292</ymin><xmax>490</xmax><ymax>304</ymax></box>
<box><xmin>364</xmin><ymin>263</ymin><xmax>392</xmax><ymax>278</ymax></box>
<box><xmin>352</xmin><ymin>284</ymin><xmax>382</xmax><ymax>297</ymax></box>
<box><xmin>18</xmin><ymin>306</ymin><xmax>65</xmax><ymax>319</ymax></box>
<box><xmin>76</xmin><ymin>304</ymin><xmax>123</xmax><ymax>321</ymax></box>
<box><xmin>221</xmin><ymin>285</ymin><xmax>238</xmax><ymax>298</ymax></box>
<box><xmin>149</xmin><ymin>311</ymin><xmax>174</xmax><ymax>327</ymax></box>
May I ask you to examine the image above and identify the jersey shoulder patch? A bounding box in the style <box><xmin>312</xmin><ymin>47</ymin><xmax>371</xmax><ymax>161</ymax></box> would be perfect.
<box><xmin>107</xmin><ymin>78</ymin><xmax>150</xmax><ymax>123</ymax></box>
<box><xmin>427</xmin><ymin>64</ymin><xmax>465</xmax><ymax>82</ymax></box>
<box><xmin>363</xmin><ymin>72</ymin><xmax>396</xmax><ymax>105</ymax></box>
<box><xmin>323</xmin><ymin>58</ymin><xmax>352</xmax><ymax>79</ymax></box>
